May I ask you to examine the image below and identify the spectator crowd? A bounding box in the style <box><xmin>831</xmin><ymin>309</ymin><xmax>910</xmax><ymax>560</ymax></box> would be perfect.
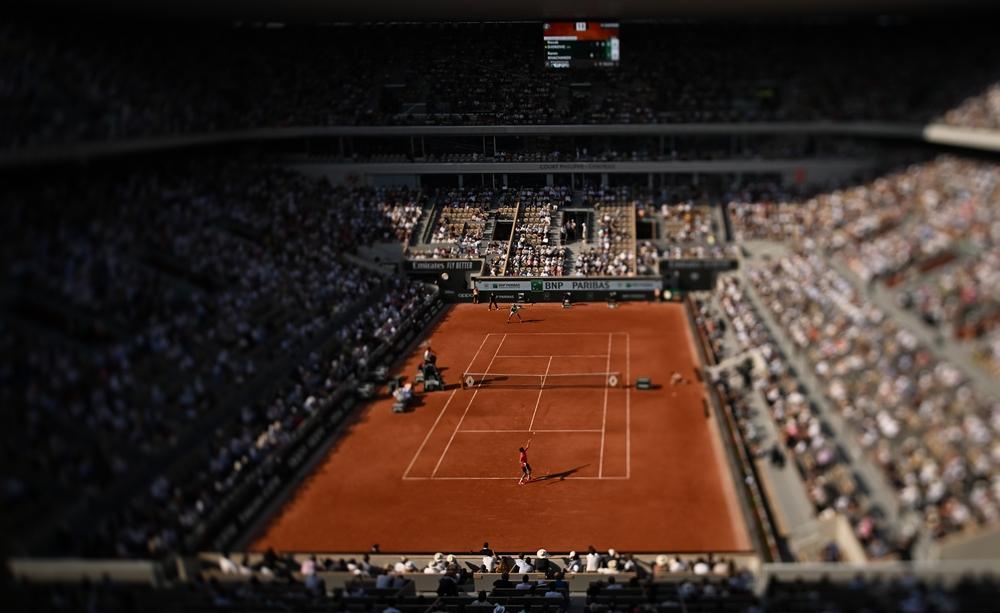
<box><xmin>729</xmin><ymin>157</ymin><xmax>1000</xmax><ymax>363</ymax></box>
<box><xmin>0</xmin><ymin>160</ymin><xmax>436</xmax><ymax>556</ymax></box>
<box><xmin>699</xmin><ymin>275</ymin><xmax>904</xmax><ymax>558</ymax></box>
<box><xmin>3</xmin><ymin>20</ymin><xmax>1000</xmax><ymax>149</ymax></box>
<box><xmin>575</xmin><ymin>187</ymin><xmax>637</xmax><ymax>277</ymax></box>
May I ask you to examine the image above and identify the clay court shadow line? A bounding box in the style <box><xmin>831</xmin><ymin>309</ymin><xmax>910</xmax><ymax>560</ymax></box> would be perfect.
<box><xmin>534</xmin><ymin>464</ymin><xmax>589</xmax><ymax>483</ymax></box>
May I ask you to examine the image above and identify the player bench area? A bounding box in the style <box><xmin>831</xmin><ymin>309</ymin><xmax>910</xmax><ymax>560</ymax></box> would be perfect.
<box><xmin>403</xmin><ymin>331</ymin><xmax>631</xmax><ymax>482</ymax></box>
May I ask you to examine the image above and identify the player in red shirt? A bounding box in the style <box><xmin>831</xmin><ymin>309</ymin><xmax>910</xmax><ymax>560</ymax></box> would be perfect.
<box><xmin>518</xmin><ymin>440</ymin><xmax>532</xmax><ymax>485</ymax></box>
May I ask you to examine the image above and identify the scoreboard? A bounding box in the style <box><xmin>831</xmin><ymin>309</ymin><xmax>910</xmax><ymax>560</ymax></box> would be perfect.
<box><xmin>543</xmin><ymin>21</ymin><xmax>620</xmax><ymax>69</ymax></box>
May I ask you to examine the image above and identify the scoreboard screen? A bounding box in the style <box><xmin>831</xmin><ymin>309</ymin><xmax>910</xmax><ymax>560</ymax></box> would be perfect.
<box><xmin>543</xmin><ymin>22</ymin><xmax>620</xmax><ymax>69</ymax></box>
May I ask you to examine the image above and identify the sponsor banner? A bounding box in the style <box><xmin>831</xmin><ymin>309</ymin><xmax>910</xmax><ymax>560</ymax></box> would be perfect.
<box><xmin>476</xmin><ymin>280</ymin><xmax>533</xmax><ymax>291</ymax></box>
<box><xmin>476</xmin><ymin>278</ymin><xmax>662</xmax><ymax>292</ymax></box>
<box><xmin>490</xmin><ymin>293</ymin><xmax>520</xmax><ymax>302</ymax></box>
<box><xmin>404</xmin><ymin>259</ymin><xmax>483</xmax><ymax>272</ymax></box>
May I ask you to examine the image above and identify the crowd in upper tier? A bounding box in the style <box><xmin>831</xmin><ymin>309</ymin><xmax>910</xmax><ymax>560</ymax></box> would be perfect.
<box><xmin>718</xmin><ymin>156</ymin><xmax>1000</xmax><ymax>545</ymax></box>
<box><xmin>729</xmin><ymin>157</ymin><xmax>1000</xmax><ymax>369</ymax></box>
<box><xmin>3</xmin><ymin>20</ymin><xmax>1000</xmax><ymax>148</ymax></box>
<box><xmin>944</xmin><ymin>84</ymin><xmax>1000</xmax><ymax>131</ymax></box>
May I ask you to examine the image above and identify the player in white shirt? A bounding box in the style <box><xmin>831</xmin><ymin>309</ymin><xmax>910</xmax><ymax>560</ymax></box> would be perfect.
<box><xmin>507</xmin><ymin>303</ymin><xmax>523</xmax><ymax>323</ymax></box>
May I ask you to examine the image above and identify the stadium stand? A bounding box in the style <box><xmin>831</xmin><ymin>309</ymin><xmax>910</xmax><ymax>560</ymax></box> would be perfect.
<box><xmin>698</xmin><ymin>276</ymin><xmax>903</xmax><ymax>560</ymax></box>
<box><xmin>575</xmin><ymin>187</ymin><xmax>638</xmax><ymax>276</ymax></box>
<box><xmin>10</xmin><ymin>553</ymin><xmax>1000</xmax><ymax>612</ymax></box>
<box><xmin>6</xmin><ymin>5</ymin><xmax>1000</xmax><ymax>612</ymax></box>
<box><xmin>6</xmin><ymin>155</ymin><xmax>1000</xmax><ymax>558</ymax></box>
<box><xmin>0</xmin><ymin>162</ymin><xmax>439</xmax><ymax>556</ymax></box>
<box><xmin>728</xmin><ymin>157</ymin><xmax>1000</xmax><ymax>369</ymax></box>
<box><xmin>428</xmin><ymin>188</ymin><xmax>493</xmax><ymax>256</ymax></box>
<box><xmin>503</xmin><ymin>187</ymin><xmax>569</xmax><ymax>277</ymax></box>
<box><xmin>3</xmin><ymin>20</ymin><xmax>1000</xmax><ymax>149</ymax></box>
<box><xmin>943</xmin><ymin>84</ymin><xmax>1000</xmax><ymax>131</ymax></box>
<box><xmin>636</xmin><ymin>195</ymin><xmax>736</xmax><ymax>274</ymax></box>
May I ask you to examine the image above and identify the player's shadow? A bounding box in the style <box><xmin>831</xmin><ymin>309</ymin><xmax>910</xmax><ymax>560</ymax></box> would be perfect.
<box><xmin>406</xmin><ymin>395</ymin><xmax>427</xmax><ymax>409</ymax></box>
<box><xmin>535</xmin><ymin>464</ymin><xmax>589</xmax><ymax>483</ymax></box>
<box><xmin>518</xmin><ymin>318</ymin><xmax>543</xmax><ymax>324</ymax></box>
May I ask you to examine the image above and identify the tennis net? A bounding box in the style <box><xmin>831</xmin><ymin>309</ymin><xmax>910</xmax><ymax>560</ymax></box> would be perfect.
<box><xmin>461</xmin><ymin>371</ymin><xmax>621</xmax><ymax>389</ymax></box>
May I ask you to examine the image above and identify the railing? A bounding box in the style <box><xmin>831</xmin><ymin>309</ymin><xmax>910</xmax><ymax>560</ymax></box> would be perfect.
<box><xmin>5</xmin><ymin>123</ymin><xmax>999</xmax><ymax>169</ymax></box>
<box><xmin>762</xmin><ymin>559</ymin><xmax>1000</xmax><ymax>587</ymax></box>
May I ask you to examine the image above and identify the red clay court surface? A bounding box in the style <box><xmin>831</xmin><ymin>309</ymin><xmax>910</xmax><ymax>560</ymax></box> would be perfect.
<box><xmin>251</xmin><ymin>302</ymin><xmax>752</xmax><ymax>554</ymax></box>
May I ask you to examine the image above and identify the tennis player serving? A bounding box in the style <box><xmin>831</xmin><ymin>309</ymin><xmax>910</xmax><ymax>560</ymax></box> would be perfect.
<box><xmin>518</xmin><ymin>439</ymin><xmax>533</xmax><ymax>485</ymax></box>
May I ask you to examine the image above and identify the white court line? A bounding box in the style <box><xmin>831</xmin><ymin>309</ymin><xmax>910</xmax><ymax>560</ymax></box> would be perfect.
<box><xmin>402</xmin><ymin>476</ymin><xmax>630</xmax><ymax>481</ymax></box>
<box><xmin>598</xmin><ymin>332</ymin><xmax>612</xmax><ymax>478</ymax></box>
<box><xmin>489</xmin><ymin>332</ymin><xmax>616</xmax><ymax>335</ymax></box>
<box><xmin>463</xmin><ymin>371</ymin><xmax>620</xmax><ymax>377</ymax></box>
<box><xmin>415</xmin><ymin>333</ymin><xmax>631</xmax><ymax>481</ymax></box>
<box><xmin>497</xmin><ymin>354</ymin><xmax>610</xmax><ymax>358</ymax></box>
<box><xmin>431</xmin><ymin>334</ymin><xmax>507</xmax><ymax>477</ymax></box>
<box><xmin>462</xmin><ymin>333</ymin><xmax>493</xmax><ymax>375</ymax></box>
<box><xmin>527</xmin><ymin>356</ymin><xmax>553</xmax><ymax>432</ymax></box>
<box><xmin>458</xmin><ymin>429</ymin><xmax>603</xmax><ymax>433</ymax></box>
<box><xmin>402</xmin><ymin>389</ymin><xmax>458</xmax><ymax>479</ymax></box>
<box><xmin>626</xmin><ymin>332</ymin><xmax>631</xmax><ymax>479</ymax></box>
<box><xmin>404</xmin><ymin>332</ymin><xmax>489</xmax><ymax>480</ymax></box>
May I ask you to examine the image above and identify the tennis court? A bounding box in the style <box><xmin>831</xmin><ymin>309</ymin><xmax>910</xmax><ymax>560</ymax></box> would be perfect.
<box><xmin>404</xmin><ymin>331</ymin><xmax>631</xmax><ymax>481</ymax></box>
<box><xmin>250</xmin><ymin>302</ymin><xmax>751</xmax><ymax>554</ymax></box>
